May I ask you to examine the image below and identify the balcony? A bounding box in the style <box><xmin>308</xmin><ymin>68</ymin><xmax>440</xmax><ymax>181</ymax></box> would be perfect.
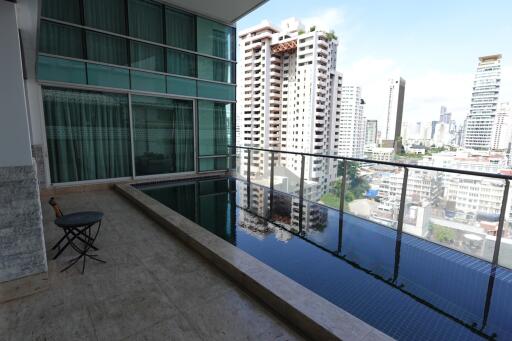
<box><xmin>220</xmin><ymin>145</ymin><xmax>512</xmax><ymax>340</ymax></box>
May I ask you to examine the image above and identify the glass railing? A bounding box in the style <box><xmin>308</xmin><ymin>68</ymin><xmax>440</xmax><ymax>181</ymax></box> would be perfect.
<box><xmin>230</xmin><ymin>145</ymin><xmax>512</xmax><ymax>270</ymax></box>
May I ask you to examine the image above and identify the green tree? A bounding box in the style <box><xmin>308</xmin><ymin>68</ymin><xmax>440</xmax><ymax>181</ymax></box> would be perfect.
<box><xmin>431</xmin><ymin>224</ymin><xmax>455</xmax><ymax>244</ymax></box>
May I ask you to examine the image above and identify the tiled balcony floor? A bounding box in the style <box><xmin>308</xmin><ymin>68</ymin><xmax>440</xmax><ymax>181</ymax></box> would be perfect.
<box><xmin>2</xmin><ymin>189</ymin><xmax>305</xmax><ymax>341</ymax></box>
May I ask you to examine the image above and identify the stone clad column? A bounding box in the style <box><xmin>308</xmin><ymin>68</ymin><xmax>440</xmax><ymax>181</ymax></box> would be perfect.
<box><xmin>0</xmin><ymin>0</ymin><xmax>47</xmax><ymax>298</ymax></box>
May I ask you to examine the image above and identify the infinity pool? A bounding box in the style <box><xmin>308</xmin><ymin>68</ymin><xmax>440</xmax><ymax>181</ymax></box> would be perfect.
<box><xmin>138</xmin><ymin>177</ymin><xmax>512</xmax><ymax>340</ymax></box>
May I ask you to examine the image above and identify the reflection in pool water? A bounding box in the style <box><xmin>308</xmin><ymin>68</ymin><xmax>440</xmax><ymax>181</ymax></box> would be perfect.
<box><xmin>139</xmin><ymin>177</ymin><xmax>512</xmax><ymax>341</ymax></box>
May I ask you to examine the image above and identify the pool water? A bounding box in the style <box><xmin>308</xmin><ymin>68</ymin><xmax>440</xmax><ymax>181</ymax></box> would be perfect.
<box><xmin>139</xmin><ymin>177</ymin><xmax>512</xmax><ymax>341</ymax></box>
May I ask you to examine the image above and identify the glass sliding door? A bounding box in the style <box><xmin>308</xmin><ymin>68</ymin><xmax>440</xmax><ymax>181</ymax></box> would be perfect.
<box><xmin>197</xmin><ymin>100</ymin><xmax>234</xmax><ymax>171</ymax></box>
<box><xmin>132</xmin><ymin>95</ymin><xmax>194</xmax><ymax>176</ymax></box>
<box><xmin>43</xmin><ymin>88</ymin><xmax>132</xmax><ymax>183</ymax></box>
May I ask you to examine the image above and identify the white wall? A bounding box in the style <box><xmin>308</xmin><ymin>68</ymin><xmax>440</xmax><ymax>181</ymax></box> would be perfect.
<box><xmin>0</xmin><ymin>1</ymin><xmax>33</xmax><ymax>167</ymax></box>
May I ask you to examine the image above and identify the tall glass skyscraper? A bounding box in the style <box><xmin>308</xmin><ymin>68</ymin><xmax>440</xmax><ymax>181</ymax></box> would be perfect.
<box><xmin>463</xmin><ymin>54</ymin><xmax>502</xmax><ymax>150</ymax></box>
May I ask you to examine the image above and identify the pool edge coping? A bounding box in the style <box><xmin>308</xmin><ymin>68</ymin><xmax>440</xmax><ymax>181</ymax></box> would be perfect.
<box><xmin>115</xmin><ymin>182</ymin><xmax>395</xmax><ymax>341</ymax></box>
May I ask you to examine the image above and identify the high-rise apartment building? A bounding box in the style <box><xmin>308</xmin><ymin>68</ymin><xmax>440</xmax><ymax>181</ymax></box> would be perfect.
<box><xmin>463</xmin><ymin>54</ymin><xmax>502</xmax><ymax>150</ymax></box>
<box><xmin>491</xmin><ymin>102</ymin><xmax>512</xmax><ymax>150</ymax></box>
<box><xmin>384</xmin><ymin>77</ymin><xmax>406</xmax><ymax>152</ymax></box>
<box><xmin>365</xmin><ymin>120</ymin><xmax>378</xmax><ymax>146</ymax></box>
<box><xmin>238</xmin><ymin>18</ymin><xmax>341</xmax><ymax>200</ymax></box>
<box><xmin>338</xmin><ymin>85</ymin><xmax>365</xmax><ymax>157</ymax></box>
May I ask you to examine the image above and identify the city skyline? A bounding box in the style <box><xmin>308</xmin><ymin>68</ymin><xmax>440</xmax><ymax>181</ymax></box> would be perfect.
<box><xmin>237</xmin><ymin>0</ymin><xmax>512</xmax><ymax>129</ymax></box>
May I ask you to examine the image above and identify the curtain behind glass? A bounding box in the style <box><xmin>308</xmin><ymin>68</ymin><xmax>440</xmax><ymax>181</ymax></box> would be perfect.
<box><xmin>213</xmin><ymin>103</ymin><xmax>228</xmax><ymax>155</ymax></box>
<box><xmin>130</xmin><ymin>41</ymin><xmax>164</xmax><ymax>72</ymax></box>
<box><xmin>42</xmin><ymin>0</ymin><xmax>81</xmax><ymax>24</ymax></box>
<box><xmin>84</xmin><ymin>0</ymin><xmax>126</xmax><ymax>34</ymax></box>
<box><xmin>128</xmin><ymin>0</ymin><xmax>163</xmax><ymax>43</ymax></box>
<box><xmin>43</xmin><ymin>88</ymin><xmax>131</xmax><ymax>183</ymax></box>
<box><xmin>165</xmin><ymin>8</ymin><xmax>195</xmax><ymax>51</ymax></box>
<box><xmin>172</xmin><ymin>101</ymin><xmax>195</xmax><ymax>172</ymax></box>
<box><xmin>40</xmin><ymin>21</ymin><xmax>83</xmax><ymax>59</ymax></box>
<box><xmin>168</xmin><ymin>49</ymin><xmax>196</xmax><ymax>77</ymax></box>
<box><xmin>86</xmin><ymin>31</ymin><xmax>128</xmax><ymax>66</ymax></box>
<box><xmin>132</xmin><ymin>96</ymin><xmax>193</xmax><ymax>175</ymax></box>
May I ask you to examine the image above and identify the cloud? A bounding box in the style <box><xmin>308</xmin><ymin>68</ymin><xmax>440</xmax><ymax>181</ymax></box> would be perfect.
<box><xmin>340</xmin><ymin>57</ymin><xmax>512</xmax><ymax>135</ymax></box>
<box><xmin>302</xmin><ymin>8</ymin><xmax>344</xmax><ymax>33</ymax></box>
<box><xmin>341</xmin><ymin>57</ymin><xmax>402</xmax><ymax>128</ymax></box>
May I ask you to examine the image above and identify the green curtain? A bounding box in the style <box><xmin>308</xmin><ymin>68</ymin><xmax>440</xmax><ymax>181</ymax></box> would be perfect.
<box><xmin>86</xmin><ymin>31</ymin><xmax>128</xmax><ymax>66</ymax></box>
<box><xmin>212</xmin><ymin>29</ymin><xmax>228</xmax><ymax>59</ymax></box>
<box><xmin>40</xmin><ymin>21</ymin><xmax>83</xmax><ymax>59</ymax></box>
<box><xmin>42</xmin><ymin>0</ymin><xmax>81</xmax><ymax>24</ymax></box>
<box><xmin>84</xmin><ymin>0</ymin><xmax>127</xmax><ymax>34</ymax></box>
<box><xmin>168</xmin><ymin>49</ymin><xmax>196</xmax><ymax>77</ymax></box>
<box><xmin>213</xmin><ymin>103</ymin><xmax>228</xmax><ymax>155</ymax></box>
<box><xmin>132</xmin><ymin>96</ymin><xmax>193</xmax><ymax>175</ymax></box>
<box><xmin>165</xmin><ymin>8</ymin><xmax>195</xmax><ymax>51</ymax></box>
<box><xmin>171</xmin><ymin>101</ymin><xmax>195</xmax><ymax>172</ymax></box>
<box><xmin>128</xmin><ymin>0</ymin><xmax>163</xmax><ymax>43</ymax></box>
<box><xmin>43</xmin><ymin>88</ymin><xmax>132</xmax><ymax>183</ymax></box>
<box><xmin>130</xmin><ymin>41</ymin><xmax>164</xmax><ymax>72</ymax></box>
<box><xmin>213</xmin><ymin>60</ymin><xmax>229</xmax><ymax>83</ymax></box>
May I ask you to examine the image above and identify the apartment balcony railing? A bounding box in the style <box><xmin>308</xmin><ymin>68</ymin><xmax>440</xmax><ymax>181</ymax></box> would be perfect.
<box><xmin>230</xmin><ymin>145</ymin><xmax>512</xmax><ymax>270</ymax></box>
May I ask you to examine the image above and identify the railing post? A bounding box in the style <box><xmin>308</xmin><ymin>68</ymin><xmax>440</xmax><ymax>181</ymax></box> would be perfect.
<box><xmin>491</xmin><ymin>179</ymin><xmax>510</xmax><ymax>267</ymax></box>
<box><xmin>247</xmin><ymin>149</ymin><xmax>251</xmax><ymax>209</ymax></box>
<box><xmin>298</xmin><ymin>154</ymin><xmax>305</xmax><ymax>235</ymax></box>
<box><xmin>337</xmin><ymin>159</ymin><xmax>348</xmax><ymax>254</ymax></box>
<box><xmin>397</xmin><ymin>167</ymin><xmax>409</xmax><ymax>232</ymax></box>
<box><xmin>339</xmin><ymin>159</ymin><xmax>348</xmax><ymax>214</ymax></box>
<box><xmin>393</xmin><ymin>166</ymin><xmax>408</xmax><ymax>282</ymax></box>
<box><xmin>269</xmin><ymin>151</ymin><xmax>275</xmax><ymax>217</ymax></box>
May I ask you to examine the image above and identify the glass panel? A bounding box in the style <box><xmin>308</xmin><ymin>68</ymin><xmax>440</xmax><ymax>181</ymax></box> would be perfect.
<box><xmin>499</xmin><ymin>183</ymin><xmax>512</xmax><ymax>268</ymax></box>
<box><xmin>196</xmin><ymin>17</ymin><xmax>235</xmax><ymax>60</ymax></box>
<box><xmin>39</xmin><ymin>21</ymin><xmax>83</xmax><ymax>59</ymax></box>
<box><xmin>130</xmin><ymin>41</ymin><xmax>164</xmax><ymax>72</ymax></box>
<box><xmin>166</xmin><ymin>76</ymin><xmax>196</xmax><ymax>97</ymax></box>
<box><xmin>199</xmin><ymin>157</ymin><xmax>227</xmax><ymax>172</ymax></box>
<box><xmin>132</xmin><ymin>95</ymin><xmax>194</xmax><ymax>175</ymax></box>
<box><xmin>198</xmin><ymin>100</ymin><xmax>234</xmax><ymax>156</ymax></box>
<box><xmin>37</xmin><ymin>55</ymin><xmax>86</xmax><ymax>84</ymax></box>
<box><xmin>86</xmin><ymin>31</ymin><xmax>128</xmax><ymax>66</ymax></box>
<box><xmin>128</xmin><ymin>0</ymin><xmax>163</xmax><ymax>43</ymax></box>
<box><xmin>197</xmin><ymin>56</ymin><xmax>234</xmax><ymax>83</ymax></box>
<box><xmin>87</xmin><ymin>63</ymin><xmax>129</xmax><ymax>89</ymax></box>
<box><xmin>43</xmin><ymin>88</ymin><xmax>131</xmax><ymax>183</ymax></box>
<box><xmin>403</xmin><ymin>170</ymin><xmax>504</xmax><ymax>262</ymax></box>
<box><xmin>272</xmin><ymin>152</ymin><xmax>302</xmax><ymax>196</ymax></box>
<box><xmin>165</xmin><ymin>8</ymin><xmax>195</xmax><ymax>51</ymax></box>
<box><xmin>84</xmin><ymin>0</ymin><xmax>127</xmax><ymax>34</ymax></box>
<box><xmin>317</xmin><ymin>159</ymin><xmax>344</xmax><ymax>210</ymax></box>
<box><xmin>344</xmin><ymin>162</ymin><xmax>403</xmax><ymax>229</ymax></box>
<box><xmin>167</xmin><ymin>49</ymin><xmax>196</xmax><ymax>77</ymax></box>
<box><xmin>130</xmin><ymin>70</ymin><xmax>166</xmax><ymax>93</ymax></box>
<box><xmin>41</xmin><ymin>0</ymin><xmax>81</xmax><ymax>24</ymax></box>
<box><xmin>197</xmin><ymin>81</ymin><xmax>235</xmax><ymax>101</ymax></box>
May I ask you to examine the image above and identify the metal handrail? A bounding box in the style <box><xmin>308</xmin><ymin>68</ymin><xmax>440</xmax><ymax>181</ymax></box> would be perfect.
<box><xmin>229</xmin><ymin>145</ymin><xmax>512</xmax><ymax>180</ymax></box>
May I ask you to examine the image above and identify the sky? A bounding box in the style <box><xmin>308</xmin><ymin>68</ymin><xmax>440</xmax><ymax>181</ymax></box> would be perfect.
<box><xmin>236</xmin><ymin>0</ymin><xmax>512</xmax><ymax>131</ymax></box>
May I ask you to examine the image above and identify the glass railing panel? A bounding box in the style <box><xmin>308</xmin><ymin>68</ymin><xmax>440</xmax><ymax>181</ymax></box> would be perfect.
<box><xmin>403</xmin><ymin>170</ymin><xmax>504</xmax><ymax>262</ymax></box>
<box><xmin>248</xmin><ymin>150</ymin><xmax>269</xmax><ymax>187</ymax></box>
<box><xmin>316</xmin><ymin>158</ymin><xmax>344</xmax><ymax>210</ymax></box>
<box><xmin>498</xmin><ymin>181</ymin><xmax>512</xmax><ymax>269</ymax></box>
<box><xmin>343</xmin><ymin>161</ymin><xmax>404</xmax><ymax>229</ymax></box>
<box><xmin>272</xmin><ymin>152</ymin><xmax>302</xmax><ymax>197</ymax></box>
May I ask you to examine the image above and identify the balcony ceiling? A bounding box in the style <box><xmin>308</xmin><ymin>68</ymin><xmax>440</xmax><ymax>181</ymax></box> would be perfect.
<box><xmin>162</xmin><ymin>0</ymin><xmax>268</xmax><ymax>25</ymax></box>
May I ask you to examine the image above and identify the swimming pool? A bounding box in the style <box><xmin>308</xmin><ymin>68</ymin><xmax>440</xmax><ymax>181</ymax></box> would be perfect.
<box><xmin>138</xmin><ymin>176</ymin><xmax>512</xmax><ymax>340</ymax></box>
